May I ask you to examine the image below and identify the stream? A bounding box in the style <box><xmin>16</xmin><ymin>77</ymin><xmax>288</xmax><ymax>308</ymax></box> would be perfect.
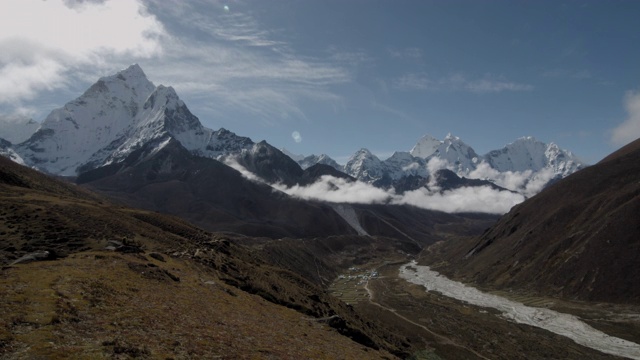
<box><xmin>399</xmin><ymin>261</ymin><xmax>640</xmax><ymax>360</ymax></box>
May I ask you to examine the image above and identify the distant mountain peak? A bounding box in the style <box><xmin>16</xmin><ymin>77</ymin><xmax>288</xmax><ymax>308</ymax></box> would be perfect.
<box><xmin>410</xmin><ymin>134</ymin><xmax>441</xmax><ymax>159</ymax></box>
<box><xmin>12</xmin><ymin>65</ymin><xmax>254</xmax><ymax>175</ymax></box>
<box><xmin>112</xmin><ymin>63</ymin><xmax>148</xmax><ymax>82</ymax></box>
<box><xmin>0</xmin><ymin>114</ymin><xmax>40</xmax><ymax>144</ymax></box>
<box><xmin>344</xmin><ymin>148</ymin><xmax>384</xmax><ymax>182</ymax></box>
<box><xmin>354</xmin><ymin>148</ymin><xmax>374</xmax><ymax>157</ymax></box>
<box><xmin>281</xmin><ymin>148</ymin><xmax>308</xmax><ymax>164</ymax></box>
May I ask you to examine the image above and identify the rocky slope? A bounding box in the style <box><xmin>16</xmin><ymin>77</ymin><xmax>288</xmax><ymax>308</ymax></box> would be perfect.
<box><xmin>77</xmin><ymin>138</ymin><xmax>355</xmax><ymax>239</ymax></box>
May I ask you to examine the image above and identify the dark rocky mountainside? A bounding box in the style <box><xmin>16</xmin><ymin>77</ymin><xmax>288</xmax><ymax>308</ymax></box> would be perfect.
<box><xmin>420</xmin><ymin>138</ymin><xmax>640</xmax><ymax>304</ymax></box>
<box><xmin>390</xmin><ymin>169</ymin><xmax>508</xmax><ymax>194</ymax></box>
<box><xmin>78</xmin><ymin>138</ymin><xmax>355</xmax><ymax>238</ymax></box>
<box><xmin>299</xmin><ymin>163</ymin><xmax>355</xmax><ymax>186</ymax></box>
<box><xmin>77</xmin><ymin>137</ymin><xmax>498</xmax><ymax>242</ymax></box>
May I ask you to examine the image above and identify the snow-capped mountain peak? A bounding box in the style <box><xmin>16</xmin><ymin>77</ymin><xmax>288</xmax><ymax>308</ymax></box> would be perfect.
<box><xmin>13</xmin><ymin>65</ymin><xmax>254</xmax><ymax>176</ymax></box>
<box><xmin>344</xmin><ymin>148</ymin><xmax>385</xmax><ymax>182</ymax></box>
<box><xmin>14</xmin><ymin>65</ymin><xmax>160</xmax><ymax>175</ymax></box>
<box><xmin>410</xmin><ymin>134</ymin><xmax>441</xmax><ymax>158</ymax></box>
<box><xmin>294</xmin><ymin>153</ymin><xmax>342</xmax><ymax>171</ymax></box>
<box><xmin>435</xmin><ymin>134</ymin><xmax>480</xmax><ymax>174</ymax></box>
<box><xmin>332</xmin><ymin>133</ymin><xmax>586</xmax><ymax>197</ymax></box>
<box><xmin>484</xmin><ymin>136</ymin><xmax>584</xmax><ymax>177</ymax></box>
<box><xmin>384</xmin><ymin>151</ymin><xmax>428</xmax><ymax>180</ymax></box>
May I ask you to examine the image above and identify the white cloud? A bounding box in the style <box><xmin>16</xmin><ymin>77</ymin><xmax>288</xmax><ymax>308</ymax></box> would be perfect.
<box><xmin>610</xmin><ymin>90</ymin><xmax>640</xmax><ymax>146</ymax></box>
<box><xmin>139</xmin><ymin>1</ymin><xmax>349</xmax><ymax>124</ymax></box>
<box><xmin>228</xmin><ymin>160</ymin><xmax>523</xmax><ymax>214</ymax></box>
<box><xmin>223</xmin><ymin>158</ymin><xmax>265</xmax><ymax>183</ymax></box>
<box><xmin>0</xmin><ymin>0</ymin><xmax>350</xmax><ymax>126</ymax></box>
<box><xmin>393</xmin><ymin>73</ymin><xmax>533</xmax><ymax>93</ymax></box>
<box><xmin>0</xmin><ymin>59</ymin><xmax>68</xmax><ymax>103</ymax></box>
<box><xmin>388</xmin><ymin>47</ymin><xmax>423</xmax><ymax>60</ymax></box>
<box><xmin>0</xmin><ymin>0</ymin><xmax>166</xmax><ymax>105</ymax></box>
<box><xmin>426</xmin><ymin>157</ymin><xmax>452</xmax><ymax>174</ymax></box>
<box><xmin>393</xmin><ymin>186</ymin><xmax>524</xmax><ymax>214</ymax></box>
<box><xmin>468</xmin><ymin>162</ymin><xmax>555</xmax><ymax>197</ymax></box>
<box><xmin>272</xmin><ymin>176</ymin><xmax>393</xmax><ymax>205</ymax></box>
<box><xmin>394</xmin><ymin>73</ymin><xmax>431</xmax><ymax>91</ymax></box>
<box><xmin>464</xmin><ymin>78</ymin><xmax>533</xmax><ymax>93</ymax></box>
<box><xmin>542</xmin><ymin>69</ymin><xmax>592</xmax><ymax>80</ymax></box>
<box><xmin>0</xmin><ymin>0</ymin><xmax>164</xmax><ymax>57</ymax></box>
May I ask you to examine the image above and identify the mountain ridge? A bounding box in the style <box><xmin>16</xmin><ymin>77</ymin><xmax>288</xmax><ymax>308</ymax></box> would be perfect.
<box><xmin>2</xmin><ymin>64</ymin><xmax>585</xmax><ymax>202</ymax></box>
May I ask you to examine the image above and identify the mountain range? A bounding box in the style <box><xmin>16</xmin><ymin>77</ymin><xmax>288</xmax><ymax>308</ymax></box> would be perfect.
<box><xmin>1</xmin><ymin>64</ymin><xmax>584</xmax><ymax>202</ymax></box>
<box><xmin>286</xmin><ymin>133</ymin><xmax>584</xmax><ymax>195</ymax></box>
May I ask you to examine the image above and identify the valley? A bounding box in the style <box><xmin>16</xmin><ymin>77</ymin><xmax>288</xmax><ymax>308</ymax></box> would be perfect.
<box><xmin>1</xmin><ymin>64</ymin><xmax>639</xmax><ymax>359</ymax></box>
<box><xmin>326</xmin><ymin>257</ymin><xmax>640</xmax><ymax>359</ymax></box>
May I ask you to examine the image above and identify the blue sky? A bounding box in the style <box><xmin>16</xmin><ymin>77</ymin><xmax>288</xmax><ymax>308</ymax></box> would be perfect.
<box><xmin>1</xmin><ymin>0</ymin><xmax>639</xmax><ymax>164</ymax></box>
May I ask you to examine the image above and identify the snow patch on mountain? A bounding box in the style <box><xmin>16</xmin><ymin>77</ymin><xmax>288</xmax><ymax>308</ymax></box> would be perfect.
<box><xmin>410</xmin><ymin>134</ymin><xmax>441</xmax><ymax>158</ymax></box>
<box><xmin>0</xmin><ymin>138</ymin><xmax>26</xmax><ymax>165</ymax></box>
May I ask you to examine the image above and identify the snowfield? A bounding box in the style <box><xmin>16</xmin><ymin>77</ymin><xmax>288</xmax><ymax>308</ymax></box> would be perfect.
<box><xmin>400</xmin><ymin>261</ymin><xmax>640</xmax><ymax>360</ymax></box>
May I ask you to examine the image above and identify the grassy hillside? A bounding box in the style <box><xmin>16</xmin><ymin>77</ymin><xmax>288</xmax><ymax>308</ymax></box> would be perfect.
<box><xmin>0</xmin><ymin>156</ymin><xmax>410</xmax><ymax>358</ymax></box>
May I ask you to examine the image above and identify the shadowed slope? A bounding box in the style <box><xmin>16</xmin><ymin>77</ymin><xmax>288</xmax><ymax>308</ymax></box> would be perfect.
<box><xmin>421</xmin><ymin>138</ymin><xmax>640</xmax><ymax>304</ymax></box>
<box><xmin>79</xmin><ymin>139</ymin><xmax>355</xmax><ymax>238</ymax></box>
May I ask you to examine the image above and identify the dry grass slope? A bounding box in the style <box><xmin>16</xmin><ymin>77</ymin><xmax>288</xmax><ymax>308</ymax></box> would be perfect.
<box><xmin>1</xmin><ymin>252</ymin><xmax>393</xmax><ymax>359</ymax></box>
<box><xmin>0</xmin><ymin>156</ymin><xmax>405</xmax><ymax>359</ymax></box>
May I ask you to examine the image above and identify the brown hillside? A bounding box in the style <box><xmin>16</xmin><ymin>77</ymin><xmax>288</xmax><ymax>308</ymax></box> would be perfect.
<box><xmin>420</xmin><ymin>138</ymin><xmax>640</xmax><ymax>304</ymax></box>
<box><xmin>0</xmin><ymin>156</ymin><xmax>413</xmax><ymax>358</ymax></box>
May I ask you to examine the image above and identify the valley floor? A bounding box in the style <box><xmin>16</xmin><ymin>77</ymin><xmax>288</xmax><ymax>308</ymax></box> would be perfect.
<box><xmin>330</xmin><ymin>259</ymin><xmax>639</xmax><ymax>360</ymax></box>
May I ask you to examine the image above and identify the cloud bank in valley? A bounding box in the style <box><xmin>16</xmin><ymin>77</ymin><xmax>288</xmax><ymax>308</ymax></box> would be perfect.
<box><xmin>468</xmin><ymin>162</ymin><xmax>556</xmax><ymax>198</ymax></box>
<box><xmin>227</xmin><ymin>159</ymin><xmax>526</xmax><ymax>214</ymax></box>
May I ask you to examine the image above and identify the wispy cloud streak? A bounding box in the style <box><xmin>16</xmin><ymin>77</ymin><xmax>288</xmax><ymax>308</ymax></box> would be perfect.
<box><xmin>394</xmin><ymin>73</ymin><xmax>533</xmax><ymax>93</ymax></box>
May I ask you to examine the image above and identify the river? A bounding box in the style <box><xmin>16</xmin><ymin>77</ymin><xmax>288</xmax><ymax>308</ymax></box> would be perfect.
<box><xmin>399</xmin><ymin>261</ymin><xmax>640</xmax><ymax>360</ymax></box>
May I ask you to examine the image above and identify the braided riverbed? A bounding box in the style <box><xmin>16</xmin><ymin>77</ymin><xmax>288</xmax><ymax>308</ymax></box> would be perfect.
<box><xmin>400</xmin><ymin>261</ymin><xmax>640</xmax><ymax>360</ymax></box>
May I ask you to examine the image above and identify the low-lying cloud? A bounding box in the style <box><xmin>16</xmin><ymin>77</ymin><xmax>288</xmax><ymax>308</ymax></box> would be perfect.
<box><xmin>227</xmin><ymin>159</ymin><xmax>526</xmax><ymax>214</ymax></box>
<box><xmin>395</xmin><ymin>185</ymin><xmax>524</xmax><ymax>214</ymax></box>
<box><xmin>468</xmin><ymin>162</ymin><xmax>555</xmax><ymax>197</ymax></box>
<box><xmin>273</xmin><ymin>176</ymin><xmax>393</xmax><ymax>205</ymax></box>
